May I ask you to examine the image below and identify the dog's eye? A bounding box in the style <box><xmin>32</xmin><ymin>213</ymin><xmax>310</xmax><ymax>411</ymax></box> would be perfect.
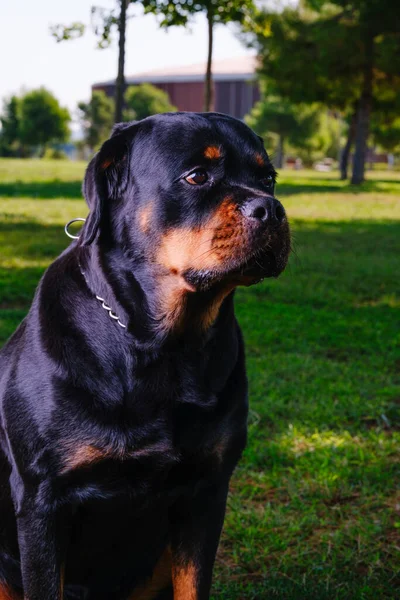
<box><xmin>261</xmin><ymin>175</ymin><xmax>275</xmax><ymax>187</ymax></box>
<box><xmin>185</xmin><ymin>170</ymin><xmax>208</xmax><ymax>185</ymax></box>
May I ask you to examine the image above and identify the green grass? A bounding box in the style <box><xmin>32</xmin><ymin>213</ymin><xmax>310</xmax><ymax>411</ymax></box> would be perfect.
<box><xmin>1</xmin><ymin>159</ymin><xmax>399</xmax><ymax>599</ymax></box>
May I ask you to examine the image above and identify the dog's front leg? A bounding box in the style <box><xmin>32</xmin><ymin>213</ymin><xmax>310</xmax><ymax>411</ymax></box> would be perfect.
<box><xmin>169</xmin><ymin>481</ymin><xmax>229</xmax><ymax>600</ymax></box>
<box><xmin>16</xmin><ymin>494</ymin><xmax>68</xmax><ymax>600</ymax></box>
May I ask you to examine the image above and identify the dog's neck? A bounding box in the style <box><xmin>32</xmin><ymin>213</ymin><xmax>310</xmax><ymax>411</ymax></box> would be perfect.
<box><xmin>78</xmin><ymin>243</ymin><xmax>236</xmax><ymax>348</ymax></box>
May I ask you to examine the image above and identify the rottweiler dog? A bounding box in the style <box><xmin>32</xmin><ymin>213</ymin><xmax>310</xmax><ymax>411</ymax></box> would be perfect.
<box><xmin>0</xmin><ymin>112</ymin><xmax>290</xmax><ymax>600</ymax></box>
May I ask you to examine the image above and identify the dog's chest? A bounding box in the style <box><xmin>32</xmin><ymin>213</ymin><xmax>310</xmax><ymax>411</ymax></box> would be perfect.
<box><xmin>55</xmin><ymin>344</ymin><xmax>244</xmax><ymax>505</ymax></box>
<box><xmin>58</xmin><ymin>386</ymin><xmax>236</xmax><ymax>501</ymax></box>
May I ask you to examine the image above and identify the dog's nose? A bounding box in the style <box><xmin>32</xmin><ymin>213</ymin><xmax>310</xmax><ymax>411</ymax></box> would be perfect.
<box><xmin>240</xmin><ymin>197</ymin><xmax>285</xmax><ymax>225</ymax></box>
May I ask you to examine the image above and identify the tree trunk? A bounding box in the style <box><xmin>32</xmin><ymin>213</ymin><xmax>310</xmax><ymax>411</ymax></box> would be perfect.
<box><xmin>351</xmin><ymin>37</ymin><xmax>373</xmax><ymax>185</ymax></box>
<box><xmin>204</xmin><ymin>8</ymin><xmax>214</xmax><ymax>112</ymax></box>
<box><xmin>114</xmin><ymin>0</ymin><xmax>127</xmax><ymax>123</ymax></box>
<box><xmin>276</xmin><ymin>134</ymin><xmax>285</xmax><ymax>169</ymax></box>
<box><xmin>340</xmin><ymin>108</ymin><xmax>357</xmax><ymax>180</ymax></box>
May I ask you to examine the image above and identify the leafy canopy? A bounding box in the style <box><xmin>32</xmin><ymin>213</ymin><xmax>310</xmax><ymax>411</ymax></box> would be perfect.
<box><xmin>18</xmin><ymin>88</ymin><xmax>70</xmax><ymax>148</ymax></box>
<box><xmin>250</xmin><ymin>2</ymin><xmax>400</xmax><ymax>111</ymax></box>
<box><xmin>143</xmin><ymin>0</ymin><xmax>253</xmax><ymax>27</ymax></box>
<box><xmin>124</xmin><ymin>84</ymin><xmax>177</xmax><ymax>121</ymax></box>
<box><xmin>78</xmin><ymin>91</ymin><xmax>115</xmax><ymax>150</ymax></box>
<box><xmin>246</xmin><ymin>94</ymin><xmax>341</xmax><ymax>165</ymax></box>
<box><xmin>0</xmin><ymin>96</ymin><xmax>20</xmax><ymax>153</ymax></box>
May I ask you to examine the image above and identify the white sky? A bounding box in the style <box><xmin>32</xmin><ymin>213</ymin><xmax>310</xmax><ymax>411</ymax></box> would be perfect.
<box><xmin>0</xmin><ymin>0</ymin><xmax>255</xmax><ymax>115</ymax></box>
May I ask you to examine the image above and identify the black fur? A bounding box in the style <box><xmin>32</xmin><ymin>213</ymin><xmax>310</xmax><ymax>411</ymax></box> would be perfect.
<box><xmin>0</xmin><ymin>112</ymin><xmax>290</xmax><ymax>600</ymax></box>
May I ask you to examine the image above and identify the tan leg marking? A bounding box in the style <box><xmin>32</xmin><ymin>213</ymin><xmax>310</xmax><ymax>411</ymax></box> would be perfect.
<box><xmin>172</xmin><ymin>562</ymin><xmax>198</xmax><ymax>600</ymax></box>
<box><xmin>128</xmin><ymin>547</ymin><xmax>172</xmax><ymax>600</ymax></box>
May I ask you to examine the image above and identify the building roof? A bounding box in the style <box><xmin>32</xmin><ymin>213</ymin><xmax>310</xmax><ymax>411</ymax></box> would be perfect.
<box><xmin>93</xmin><ymin>55</ymin><xmax>258</xmax><ymax>87</ymax></box>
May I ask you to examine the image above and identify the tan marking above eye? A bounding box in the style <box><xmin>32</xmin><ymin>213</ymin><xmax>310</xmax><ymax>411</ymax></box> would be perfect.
<box><xmin>204</xmin><ymin>145</ymin><xmax>222</xmax><ymax>160</ymax></box>
<box><xmin>255</xmin><ymin>152</ymin><xmax>265</xmax><ymax>167</ymax></box>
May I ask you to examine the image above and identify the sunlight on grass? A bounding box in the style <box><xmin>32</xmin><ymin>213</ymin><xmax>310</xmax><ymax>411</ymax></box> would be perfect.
<box><xmin>284</xmin><ymin>193</ymin><xmax>400</xmax><ymax>221</ymax></box>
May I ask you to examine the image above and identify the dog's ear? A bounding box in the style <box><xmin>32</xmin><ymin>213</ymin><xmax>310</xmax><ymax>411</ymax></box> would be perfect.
<box><xmin>80</xmin><ymin>124</ymin><xmax>136</xmax><ymax>246</ymax></box>
<box><xmin>111</xmin><ymin>121</ymin><xmax>136</xmax><ymax>137</ymax></box>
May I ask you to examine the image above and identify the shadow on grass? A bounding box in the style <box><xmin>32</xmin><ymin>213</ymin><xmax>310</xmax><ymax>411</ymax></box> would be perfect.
<box><xmin>0</xmin><ymin>219</ymin><xmax>70</xmax><ymax>259</ymax></box>
<box><xmin>1</xmin><ymin>176</ymin><xmax>399</xmax><ymax>201</ymax></box>
<box><xmin>0</xmin><ymin>220</ymin><xmax>70</xmax><ymax>321</ymax></box>
<box><xmin>0</xmin><ymin>180</ymin><xmax>83</xmax><ymax>199</ymax></box>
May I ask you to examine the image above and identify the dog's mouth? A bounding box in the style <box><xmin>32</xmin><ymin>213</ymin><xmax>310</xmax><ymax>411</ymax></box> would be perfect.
<box><xmin>183</xmin><ymin>241</ymin><xmax>289</xmax><ymax>292</ymax></box>
<box><xmin>156</xmin><ymin>210</ymin><xmax>291</xmax><ymax>293</ymax></box>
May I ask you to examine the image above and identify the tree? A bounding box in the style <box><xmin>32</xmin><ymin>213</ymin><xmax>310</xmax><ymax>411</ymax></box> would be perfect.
<box><xmin>249</xmin><ymin>2</ymin><xmax>400</xmax><ymax>183</ymax></box>
<box><xmin>371</xmin><ymin>113</ymin><xmax>400</xmax><ymax>156</ymax></box>
<box><xmin>18</xmin><ymin>89</ymin><xmax>70</xmax><ymax>155</ymax></box>
<box><xmin>78</xmin><ymin>91</ymin><xmax>115</xmax><ymax>152</ymax></box>
<box><xmin>246</xmin><ymin>95</ymin><xmax>338</xmax><ymax>167</ymax></box>
<box><xmin>247</xmin><ymin>9</ymin><xmax>360</xmax><ymax>178</ymax></box>
<box><xmin>246</xmin><ymin>97</ymin><xmax>297</xmax><ymax>168</ymax></box>
<box><xmin>51</xmin><ymin>0</ymin><xmax>131</xmax><ymax>122</ymax></box>
<box><xmin>0</xmin><ymin>96</ymin><xmax>21</xmax><ymax>156</ymax></box>
<box><xmin>143</xmin><ymin>0</ymin><xmax>255</xmax><ymax>111</ymax></box>
<box><xmin>124</xmin><ymin>84</ymin><xmax>177</xmax><ymax>120</ymax></box>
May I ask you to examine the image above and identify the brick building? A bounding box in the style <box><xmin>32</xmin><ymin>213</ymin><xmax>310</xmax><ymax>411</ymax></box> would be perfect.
<box><xmin>92</xmin><ymin>56</ymin><xmax>260</xmax><ymax>120</ymax></box>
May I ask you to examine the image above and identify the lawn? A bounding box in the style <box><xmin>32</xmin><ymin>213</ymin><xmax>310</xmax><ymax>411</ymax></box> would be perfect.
<box><xmin>1</xmin><ymin>159</ymin><xmax>399</xmax><ymax>599</ymax></box>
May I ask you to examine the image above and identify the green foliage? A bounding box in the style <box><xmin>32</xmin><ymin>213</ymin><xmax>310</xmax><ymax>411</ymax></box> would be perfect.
<box><xmin>50</xmin><ymin>5</ymin><xmax>124</xmax><ymax>49</ymax></box>
<box><xmin>246</xmin><ymin>97</ymin><xmax>340</xmax><ymax>166</ymax></box>
<box><xmin>371</xmin><ymin>114</ymin><xmax>400</xmax><ymax>154</ymax></box>
<box><xmin>291</xmin><ymin>107</ymin><xmax>341</xmax><ymax>165</ymax></box>
<box><xmin>1</xmin><ymin>90</ymin><xmax>70</xmax><ymax>157</ymax></box>
<box><xmin>0</xmin><ymin>160</ymin><xmax>399</xmax><ymax>598</ymax></box>
<box><xmin>246</xmin><ymin>96</ymin><xmax>297</xmax><ymax>141</ymax></box>
<box><xmin>123</xmin><ymin>84</ymin><xmax>177</xmax><ymax>120</ymax></box>
<box><xmin>18</xmin><ymin>88</ymin><xmax>70</xmax><ymax>153</ymax></box>
<box><xmin>250</xmin><ymin>7</ymin><xmax>362</xmax><ymax>109</ymax></box>
<box><xmin>143</xmin><ymin>0</ymin><xmax>253</xmax><ymax>28</ymax></box>
<box><xmin>50</xmin><ymin>22</ymin><xmax>85</xmax><ymax>42</ymax></box>
<box><xmin>249</xmin><ymin>1</ymin><xmax>400</xmax><ymax>181</ymax></box>
<box><xmin>0</xmin><ymin>96</ymin><xmax>22</xmax><ymax>157</ymax></box>
<box><xmin>90</xmin><ymin>5</ymin><xmax>120</xmax><ymax>49</ymax></box>
<box><xmin>78</xmin><ymin>91</ymin><xmax>115</xmax><ymax>151</ymax></box>
<box><xmin>42</xmin><ymin>147</ymin><xmax>68</xmax><ymax>160</ymax></box>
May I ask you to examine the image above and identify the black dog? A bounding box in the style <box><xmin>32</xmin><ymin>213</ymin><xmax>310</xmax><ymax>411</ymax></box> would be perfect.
<box><xmin>0</xmin><ymin>112</ymin><xmax>290</xmax><ymax>600</ymax></box>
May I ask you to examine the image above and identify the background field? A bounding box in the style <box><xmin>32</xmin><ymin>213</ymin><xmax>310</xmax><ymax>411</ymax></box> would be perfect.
<box><xmin>0</xmin><ymin>160</ymin><xmax>399</xmax><ymax>599</ymax></box>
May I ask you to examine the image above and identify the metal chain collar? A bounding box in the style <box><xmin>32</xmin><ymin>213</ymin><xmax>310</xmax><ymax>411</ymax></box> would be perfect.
<box><xmin>65</xmin><ymin>218</ymin><xmax>127</xmax><ymax>330</ymax></box>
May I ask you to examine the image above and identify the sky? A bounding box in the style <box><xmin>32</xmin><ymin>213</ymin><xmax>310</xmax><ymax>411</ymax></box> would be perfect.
<box><xmin>0</xmin><ymin>0</ymin><xmax>255</xmax><ymax>120</ymax></box>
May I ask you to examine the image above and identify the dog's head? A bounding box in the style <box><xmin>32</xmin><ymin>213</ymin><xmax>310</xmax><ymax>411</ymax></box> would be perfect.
<box><xmin>82</xmin><ymin>112</ymin><xmax>290</xmax><ymax>289</ymax></box>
